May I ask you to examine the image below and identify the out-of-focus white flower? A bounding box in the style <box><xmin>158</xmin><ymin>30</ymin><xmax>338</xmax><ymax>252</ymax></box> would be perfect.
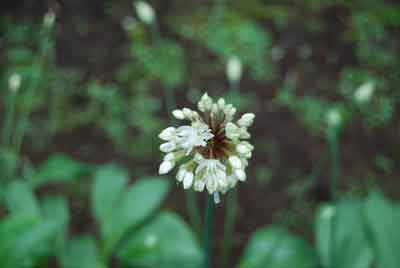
<box><xmin>354</xmin><ymin>82</ymin><xmax>375</xmax><ymax>103</ymax></box>
<box><xmin>226</xmin><ymin>56</ymin><xmax>243</xmax><ymax>83</ymax></box>
<box><xmin>8</xmin><ymin>73</ymin><xmax>21</xmax><ymax>92</ymax></box>
<box><xmin>43</xmin><ymin>11</ymin><xmax>56</xmax><ymax>28</ymax></box>
<box><xmin>134</xmin><ymin>1</ymin><xmax>155</xmax><ymax>24</ymax></box>
<box><xmin>158</xmin><ymin>93</ymin><xmax>255</xmax><ymax>203</ymax></box>
<box><xmin>326</xmin><ymin>108</ymin><xmax>342</xmax><ymax>128</ymax></box>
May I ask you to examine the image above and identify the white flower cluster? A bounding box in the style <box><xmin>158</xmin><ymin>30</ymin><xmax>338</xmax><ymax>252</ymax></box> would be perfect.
<box><xmin>158</xmin><ymin>93</ymin><xmax>255</xmax><ymax>203</ymax></box>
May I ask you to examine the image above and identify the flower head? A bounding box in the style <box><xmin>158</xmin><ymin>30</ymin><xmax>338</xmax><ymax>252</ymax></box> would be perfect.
<box><xmin>158</xmin><ymin>93</ymin><xmax>255</xmax><ymax>203</ymax></box>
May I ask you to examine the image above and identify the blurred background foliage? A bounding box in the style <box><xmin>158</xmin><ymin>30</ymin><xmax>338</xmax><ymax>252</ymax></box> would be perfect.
<box><xmin>1</xmin><ymin>0</ymin><xmax>400</xmax><ymax>267</ymax></box>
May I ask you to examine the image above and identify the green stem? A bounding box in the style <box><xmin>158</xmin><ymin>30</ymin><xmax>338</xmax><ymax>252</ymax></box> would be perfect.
<box><xmin>221</xmin><ymin>188</ymin><xmax>237</xmax><ymax>268</ymax></box>
<box><xmin>2</xmin><ymin>91</ymin><xmax>18</xmax><ymax>147</ymax></box>
<box><xmin>327</xmin><ymin>129</ymin><xmax>340</xmax><ymax>268</ymax></box>
<box><xmin>203</xmin><ymin>194</ymin><xmax>215</xmax><ymax>268</ymax></box>
<box><xmin>328</xmin><ymin>130</ymin><xmax>340</xmax><ymax>200</ymax></box>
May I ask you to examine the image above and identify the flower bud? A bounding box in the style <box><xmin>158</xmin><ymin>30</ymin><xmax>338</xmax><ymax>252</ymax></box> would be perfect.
<box><xmin>159</xmin><ymin>161</ymin><xmax>174</xmax><ymax>174</ymax></box>
<box><xmin>159</xmin><ymin>127</ymin><xmax>176</xmax><ymax>140</ymax></box>
<box><xmin>354</xmin><ymin>81</ymin><xmax>374</xmax><ymax>103</ymax></box>
<box><xmin>226</xmin><ymin>56</ymin><xmax>243</xmax><ymax>83</ymax></box>
<box><xmin>134</xmin><ymin>1</ymin><xmax>155</xmax><ymax>24</ymax></box>
<box><xmin>8</xmin><ymin>73</ymin><xmax>21</xmax><ymax>92</ymax></box>
<box><xmin>43</xmin><ymin>11</ymin><xmax>56</xmax><ymax>28</ymax></box>
<box><xmin>237</xmin><ymin>113</ymin><xmax>255</xmax><ymax>128</ymax></box>
<box><xmin>172</xmin><ymin>109</ymin><xmax>185</xmax><ymax>120</ymax></box>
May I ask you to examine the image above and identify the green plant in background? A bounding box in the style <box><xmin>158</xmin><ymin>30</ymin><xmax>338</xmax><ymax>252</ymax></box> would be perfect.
<box><xmin>0</xmin><ymin>156</ymin><xmax>202</xmax><ymax>268</ymax></box>
<box><xmin>236</xmin><ymin>191</ymin><xmax>400</xmax><ymax>268</ymax></box>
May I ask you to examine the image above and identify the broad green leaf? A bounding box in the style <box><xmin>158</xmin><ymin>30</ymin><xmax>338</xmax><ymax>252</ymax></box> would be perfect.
<box><xmin>102</xmin><ymin>177</ymin><xmax>170</xmax><ymax>256</ymax></box>
<box><xmin>4</xmin><ymin>181</ymin><xmax>40</xmax><ymax>217</ymax></box>
<box><xmin>239</xmin><ymin>226</ymin><xmax>317</xmax><ymax>268</ymax></box>
<box><xmin>92</xmin><ymin>164</ymin><xmax>128</xmax><ymax>228</ymax></box>
<box><xmin>364</xmin><ymin>191</ymin><xmax>400</xmax><ymax>268</ymax></box>
<box><xmin>0</xmin><ymin>213</ymin><xmax>39</xmax><ymax>265</ymax></box>
<box><xmin>118</xmin><ymin>212</ymin><xmax>202</xmax><ymax>268</ymax></box>
<box><xmin>315</xmin><ymin>200</ymin><xmax>373</xmax><ymax>268</ymax></box>
<box><xmin>42</xmin><ymin>195</ymin><xmax>70</xmax><ymax>254</ymax></box>
<box><xmin>0</xmin><ymin>218</ymin><xmax>57</xmax><ymax>268</ymax></box>
<box><xmin>61</xmin><ymin>236</ymin><xmax>104</xmax><ymax>268</ymax></box>
<box><xmin>31</xmin><ymin>154</ymin><xmax>89</xmax><ymax>187</ymax></box>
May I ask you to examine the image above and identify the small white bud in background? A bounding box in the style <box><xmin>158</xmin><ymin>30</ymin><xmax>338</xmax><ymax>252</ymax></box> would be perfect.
<box><xmin>354</xmin><ymin>82</ymin><xmax>375</xmax><ymax>103</ymax></box>
<box><xmin>159</xmin><ymin>161</ymin><xmax>174</xmax><ymax>174</ymax></box>
<box><xmin>326</xmin><ymin>108</ymin><xmax>342</xmax><ymax>128</ymax></box>
<box><xmin>43</xmin><ymin>11</ymin><xmax>56</xmax><ymax>28</ymax></box>
<box><xmin>172</xmin><ymin>109</ymin><xmax>185</xmax><ymax>120</ymax></box>
<box><xmin>144</xmin><ymin>234</ymin><xmax>158</xmax><ymax>248</ymax></box>
<box><xmin>321</xmin><ymin>205</ymin><xmax>336</xmax><ymax>219</ymax></box>
<box><xmin>237</xmin><ymin>113</ymin><xmax>255</xmax><ymax>128</ymax></box>
<box><xmin>134</xmin><ymin>1</ymin><xmax>155</xmax><ymax>24</ymax></box>
<box><xmin>8</xmin><ymin>73</ymin><xmax>21</xmax><ymax>92</ymax></box>
<box><xmin>226</xmin><ymin>56</ymin><xmax>243</xmax><ymax>83</ymax></box>
<box><xmin>122</xmin><ymin>16</ymin><xmax>137</xmax><ymax>31</ymax></box>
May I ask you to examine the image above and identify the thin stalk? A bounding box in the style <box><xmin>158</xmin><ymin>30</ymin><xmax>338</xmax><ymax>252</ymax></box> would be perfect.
<box><xmin>203</xmin><ymin>194</ymin><xmax>215</xmax><ymax>268</ymax></box>
<box><xmin>2</xmin><ymin>91</ymin><xmax>18</xmax><ymax>147</ymax></box>
<box><xmin>229</xmin><ymin>80</ymin><xmax>240</xmax><ymax>94</ymax></box>
<box><xmin>327</xmin><ymin>129</ymin><xmax>340</xmax><ymax>268</ymax></box>
<box><xmin>328</xmin><ymin>130</ymin><xmax>340</xmax><ymax>200</ymax></box>
<box><xmin>221</xmin><ymin>188</ymin><xmax>237</xmax><ymax>268</ymax></box>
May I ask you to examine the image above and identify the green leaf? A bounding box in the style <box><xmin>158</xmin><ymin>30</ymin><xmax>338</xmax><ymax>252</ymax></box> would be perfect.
<box><xmin>4</xmin><ymin>181</ymin><xmax>40</xmax><ymax>217</ymax></box>
<box><xmin>0</xmin><ymin>215</ymin><xmax>57</xmax><ymax>268</ymax></box>
<box><xmin>364</xmin><ymin>191</ymin><xmax>400</xmax><ymax>268</ymax></box>
<box><xmin>0</xmin><ymin>213</ymin><xmax>39</xmax><ymax>264</ymax></box>
<box><xmin>61</xmin><ymin>237</ymin><xmax>104</xmax><ymax>268</ymax></box>
<box><xmin>102</xmin><ymin>177</ymin><xmax>170</xmax><ymax>256</ymax></box>
<box><xmin>118</xmin><ymin>212</ymin><xmax>202</xmax><ymax>268</ymax></box>
<box><xmin>31</xmin><ymin>154</ymin><xmax>89</xmax><ymax>188</ymax></box>
<box><xmin>42</xmin><ymin>195</ymin><xmax>70</xmax><ymax>254</ymax></box>
<box><xmin>315</xmin><ymin>200</ymin><xmax>373</xmax><ymax>268</ymax></box>
<box><xmin>239</xmin><ymin>226</ymin><xmax>317</xmax><ymax>268</ymax></box>
<box><xmin>92</xmin><ymin>164</ymin><xmax>128</xmax><ymax>228</ymax></box>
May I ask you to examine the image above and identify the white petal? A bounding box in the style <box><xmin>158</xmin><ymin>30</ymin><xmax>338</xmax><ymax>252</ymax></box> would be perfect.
<box><xmin>238</xmin><ymin>113</ymin><xmax>255</xmax><ymax>127</ymax></box>
<box><xmin>235</xmin><ymin>169</ymin><xmax>246</xmax><ymax>181</ymax></box>
<box><xmin>183</xmin><ymin>172</ymin><xmax>194</xmax><ymax>189</ymax></box>
<box><xmin>163</xmin><ymin>152</ymin><xmax>175</xmax><ymax>161</ymax></box>
<box><xmin>229</xmin><ymin>156</ymin><xmax>242</xmax><ymax>169</ymax></box>
<box><xmin>225</xmin><ymin>122</ymin><xmax>240</xmax><ymax>140</ymax></box>
<box><xmin>159</xmin><ymin>161</ymin><xmax>174</xmax><ymax>174</ymax></box>
<box><xmin>217</xmin><ymin>98</ymin><xmax>226</xmax><ymax>109</ymax></box>
<box><xmin>172</xmin><ymin>109</ymin><xmax>185</xmax><ymax>120</ymax></box>
<box><xmin>194</xmin><ymin>180</ymin><xmax>205</xmax><ymax>192</ymax></box>
<box><xmin>159</xmin><ymin>127</ymin><xmax>175</xmax><ymax>140</ymax></box>
<box><xmin>213</xmin><ymin>192</ymin><xmax>221</xmax><ymax>204</ymax></box>
<box><xmin>160</xmin><ymin>142</ymin><xmax>176</xmax><ymax>152</ymax></box>
<box><xmin>176</xmin><ymin>168</ymin><xmax>186</xmax><ymax>182</ymax></box>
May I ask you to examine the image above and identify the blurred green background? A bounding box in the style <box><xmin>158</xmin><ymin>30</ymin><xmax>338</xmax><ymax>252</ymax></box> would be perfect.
<box><xmin>1</xmin><ymin>0</ymin><xmax>400</xmax><ymax>267</ymax></box>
